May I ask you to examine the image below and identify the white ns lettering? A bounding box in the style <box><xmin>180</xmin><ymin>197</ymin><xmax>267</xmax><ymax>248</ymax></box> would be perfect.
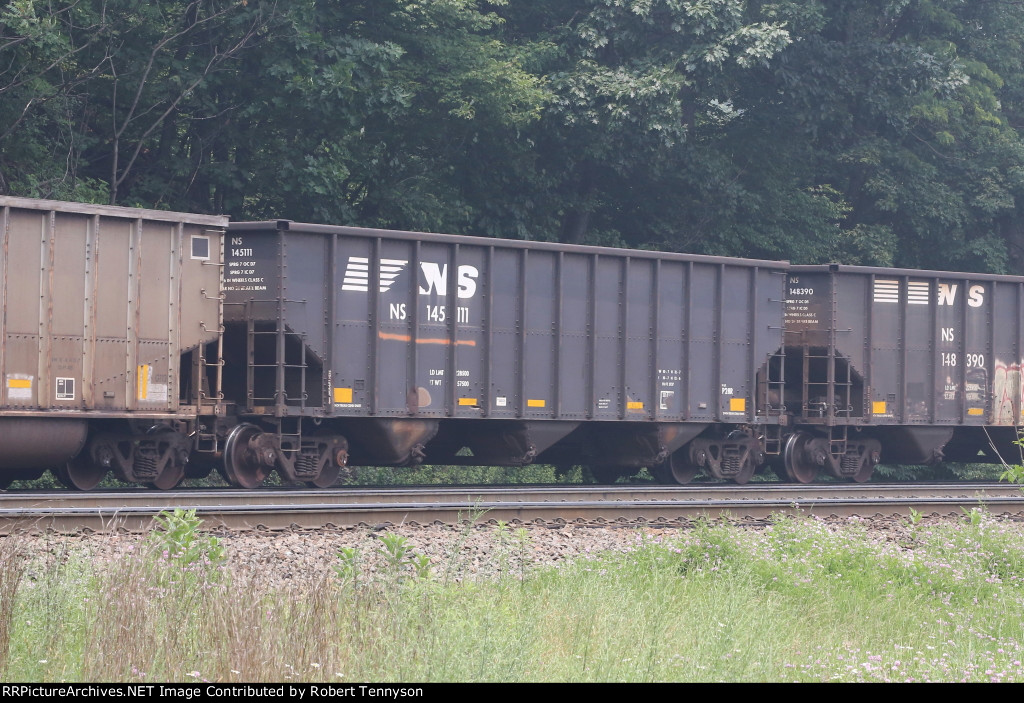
<box><xmin>418</xmin><ymin>263</ymin><xmax>479</xmax><ymax>299</ymax></box>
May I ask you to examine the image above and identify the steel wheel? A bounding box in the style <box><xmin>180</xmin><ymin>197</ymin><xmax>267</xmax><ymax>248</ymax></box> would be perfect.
<box><xmin>222</xmin><ymin>423</ymin><xmax>271</xmax><ymax>489</ymax></box>
<box><xmin>851</xmin><ymin>464</ymin><xmax>874</xmax><ymax>483</ymax></box>
<box><xmin>149</xmin><ymin>463</ymin><xmax>186</xmax><ymax>490</ymax></box>
<box><xmin>651</xmin><ymin>453</ymin><xmax>698</xmax><ymax>485</ymax></box>
<box><xmin>305</xmin><ymin>461</ymin><xmax>340</xmax><ymax>488</ymax></box>
<box><xmin>724</xmin><ymin>430</ymin><xmax>758</xmax><ymax>485</ymax></box>
<box><xmin>56</xmin><ymin>454</ymin><xmax>107</xmax><ymax>491</ymax></box>
<box><xmin>782</xmin><ymin>432</ymin><xmax>820</xmax><ymax>484</ymax></box>
<box><xmin>146</xmin><ymin>427</ymin><xmax>187</xmax><ymax>490</ymax></box>
<box><xmin>851</xmin><ymin>453</ymin><xmax>877</xmax><ymax>483</ymax></box>
<box><xmin>730</xmin><ymin>458</ymin><xmax>757</xmax><ymax>485</ymax></box>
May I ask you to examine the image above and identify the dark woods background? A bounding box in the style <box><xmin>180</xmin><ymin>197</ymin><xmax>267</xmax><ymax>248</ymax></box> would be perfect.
<box><xmin>3</xmin><ymin>0</ymin><xmax>1024</xmax><ymax>273</ymax></box>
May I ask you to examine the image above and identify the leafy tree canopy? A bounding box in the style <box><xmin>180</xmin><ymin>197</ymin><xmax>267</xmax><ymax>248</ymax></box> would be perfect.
<box><xmin>1</xmin><ymin>0</ymin><xmax>1023</xmax><ymax>272</ymax></box>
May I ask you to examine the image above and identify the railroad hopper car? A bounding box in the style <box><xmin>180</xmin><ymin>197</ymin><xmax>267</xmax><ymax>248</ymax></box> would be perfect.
<box><xmin>0</xmin><ymin>196</ymin><xmax>226</xmax><ymax>490</ymax></box>
<box><xmin>6</xmin><ymin>195</ymin><xmax>1021</xmax><ymax>491</ymax></box>
<box><xmin>217</xmin><ymin>220</ymin><xmax>788</xmax><ymax>487</ymax></box>
<box><xmin>780</xmin><ymin>264</ymin><xmax>1024</xmax><ymax>483</ymax></box>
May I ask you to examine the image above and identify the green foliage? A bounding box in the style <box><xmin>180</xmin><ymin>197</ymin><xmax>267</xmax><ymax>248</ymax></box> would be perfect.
<box><xmin>149</xmin><ymin>508</ymin><xmax>226</xmax><ymax>569</ymax></box>
<box><xmin>11</xmin><ymin>514</ymin><xmax>1024</xmax><ymax>680</ymax></box>
<box><xmin>377</xmin><ymin>533</ymin><xmax>413</xmax><ymax>570</ymax></box>
<box><xmin>0</xmin><ymin>0</ymin><xmax>277</xmax><ymax>206</ymax></box>
<box><xmin>350</xmin><ymin>463</ymin><xmax>585</xmax><ymax>486</ymax></box>
<box><xmin>962</xmin><ymin>505</ymin><xmax>984</xmax><ymax>526</ymax></box>
<box><xmin>1000</xmin><ymin>464</ymin><xmax>1024</xmax><ymax>486</ymax></box>
<box><xmin>491</xmin><ymin>520</ymin><xmax>534</xmax><ymax>581</ymax></box>
<box><xmin>874</xmin><ymin>462</ymin><xmax>1004</xmax><ymax>482</ymax></box>
<box><xmin>374</xmin><ymin>533</ymin><xmax>432</xmax><ymax>583</ymax></box>
<box><xmin>333</xmin><ymin>546</ymin><xmax>361</xmax><ymax>586</ymax></box>
<box><xmin>408</xmin><ymin>553</ymin><xmax>432</xmax><ymax>581</ymax></box>
<box><xmin>3</xmin><ymin>0</ymin><xmax>1024</xmax><ymax>276</ymax></box>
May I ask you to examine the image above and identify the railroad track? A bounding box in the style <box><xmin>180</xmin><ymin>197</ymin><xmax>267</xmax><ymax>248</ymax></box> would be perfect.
<box><xmin>2</xmin><ymin>482</ymin><xmax>1023</xmax><ymax>533</ymax></box>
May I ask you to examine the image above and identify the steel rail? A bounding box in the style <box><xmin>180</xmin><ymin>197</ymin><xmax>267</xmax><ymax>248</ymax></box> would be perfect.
<box><xmin>2</xmin><ymin>482</ymin><xmax>1023</xmax><ymax>533</ymax></box>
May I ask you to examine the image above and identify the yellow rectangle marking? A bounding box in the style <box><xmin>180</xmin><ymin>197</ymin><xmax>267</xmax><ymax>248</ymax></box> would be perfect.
<box><xmin>967</xmin><ymin>408</ymin><xmax>984</xmax><ymax>416</ymax></box>
<box><xmin>6</xmin><ymin>379</ymin><xmax>30</xmax><ymax>389</ymax></box>
<box><xmin>334</xmin><ymin>387</ymin><xmax>353</xmax><ymax>404</ymax></box>
<box><xmin>137</xmin><ymin>364</ymin><xmax>149</xmax><ymax>400</ymax></box>
<box><xmin>458</xmin><ymin>398</ymin><xmax>478</xmax><ymax>406</ymax></box>
<box><xmin>872</xmin><ymin>401</ymin><xmax>887</xmax><ymax>414</ymax></box>
<box><xmin>730</xmin><ymin>398</ymin><xmax>746</xmax><ymax>412</ymax></box>
<box><xmin>527</xmin><ymin>399</ymin><xmax>546</xmax><ymax>408</ymax></box>
<box><xmin>627</xmin><ymin>401</ymin><xmax>644</xmax><ymax>410</ymax></box>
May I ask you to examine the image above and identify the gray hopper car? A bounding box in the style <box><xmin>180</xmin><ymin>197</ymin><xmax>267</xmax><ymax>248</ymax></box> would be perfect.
<box><xmin>780</xmin><ymin>264</ymin><xmax>1024</xmax><ymax>483</ymax></box>
<box><xmin>0</xmin><ymin>196</ymin><xmax>226</xmax><ymax>490</ymax></box>
<box><xmin>6</xmin><ymin>195</ymin><xmax>1023</xmax><ymax>491</ymax></box>
<box><xmin>220</xmin><ymin>220</ymin><xmax>787</xmax><ymax>488</ymax></box>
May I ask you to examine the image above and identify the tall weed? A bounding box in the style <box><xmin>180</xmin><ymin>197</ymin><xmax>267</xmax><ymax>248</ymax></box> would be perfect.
<box><xmin>0</xmin><ymin>536</ymin><xmax>26</xmax><ymax>676</ymax></box>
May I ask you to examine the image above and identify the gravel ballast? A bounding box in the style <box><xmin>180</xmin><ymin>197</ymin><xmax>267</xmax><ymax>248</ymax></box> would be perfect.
<box><xmin>4</xmin><ymin>513</ymin><xmax>1005</xmax><ymax>586</ymax></box>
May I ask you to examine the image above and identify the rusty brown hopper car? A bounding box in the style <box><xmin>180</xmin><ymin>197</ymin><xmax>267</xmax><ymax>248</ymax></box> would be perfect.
<box><xmin>219</xmin><ymin>220</ymin><xmax>787</xmax><ymax>487</ymax></box>
<box><xmin>781</xmin><ymin>264</ymin><xmax>1024</xmax><ymax>483</ymax></box>
<box><xmin>0</xmin><ymin>197</ymin><xmax>226</xmax><ymax>489</ymax></box>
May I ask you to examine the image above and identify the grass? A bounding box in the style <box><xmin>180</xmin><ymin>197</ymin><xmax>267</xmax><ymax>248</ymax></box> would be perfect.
<box><xmin>3</xmin><ymin>510</ymin><xmax>1024</xmax><ymax>682</ymax></box>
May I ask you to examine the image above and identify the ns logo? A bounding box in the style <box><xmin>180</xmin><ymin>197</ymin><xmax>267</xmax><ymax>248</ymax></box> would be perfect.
<box><xmin>937</xmin><ymin>283</ymin><xmax>984</xmax><ymax>308</ymax></box>
<box><xmin>341</xmin><ymin>257</ymin><xmax>480</xmax><ymax>299</ymax></box>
